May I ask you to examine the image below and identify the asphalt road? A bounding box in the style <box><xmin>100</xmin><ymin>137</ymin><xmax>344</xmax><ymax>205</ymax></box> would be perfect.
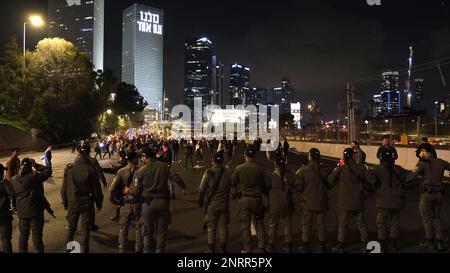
<box><xmin>1</xmin><ymin>145</ymin><xmax>449</xmax><ymax>253</ymax></box>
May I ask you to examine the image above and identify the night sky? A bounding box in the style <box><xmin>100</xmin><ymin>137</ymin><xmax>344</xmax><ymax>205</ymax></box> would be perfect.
<box><xmin>1</xmin><ymin>0</ymin><xmax>450</xmax><ymax>118</ymax></box>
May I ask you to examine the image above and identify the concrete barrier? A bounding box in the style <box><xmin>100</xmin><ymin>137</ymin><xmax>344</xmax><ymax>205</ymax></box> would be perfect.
<box><xmin>289</xmin><ymin>141</ymin><xmax>450</xmax><ymax>171</ymax></box>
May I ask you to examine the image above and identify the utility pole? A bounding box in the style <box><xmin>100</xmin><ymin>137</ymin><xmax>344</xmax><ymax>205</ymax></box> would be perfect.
<box><xmin>347</xmin><ymin>83</ymin><xmax>357</xmax><ymax>144</ymax></box>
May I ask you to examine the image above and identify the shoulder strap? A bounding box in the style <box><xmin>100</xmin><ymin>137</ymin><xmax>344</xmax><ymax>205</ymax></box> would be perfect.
<box><xmin>206</xmin><ymin>167</ymin><xmax>225</xmax><ymax>206</ymax></box>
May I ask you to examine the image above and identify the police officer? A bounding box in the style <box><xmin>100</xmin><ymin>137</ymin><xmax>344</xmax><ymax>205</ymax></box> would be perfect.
<box><xmin>377</xmin><ymin>138</ymin><xmax>398</xmax><ymax>164</ymax></box>
<box><xmin>89</xmin><ymin>148</ymin><xmax>107</xmax><ymax>231</ymax></box>
<box><xmin>132</xmin><ymin>147</ymin><xmax>188</xmax><ymax>253</ymax></box>
<box><xmin>328</xmin><ymin>148</ymin><xmax>369</xmax><ymax>253</ymax></box>
<box><xmin>61</xmin><ymin>144</ymin><xmax>103</xmax><ymax>253</ymax></box>
<box><xmin>406</xmin><ymin>145</ymin><xmax>450</xmax><ymax>251</ymax></box>
<box><xmin>110</xmin><ymin>152</ymin><xmax>143</xmax><ymax>253</ymax></box>
<box><xmin>231</xmin><ymin>145</ymin><xmax>268</xmax><ymax>253</ymax></box>
<box><xmin>0</xmin><ymin>164</ymin><xmax>13</xmax><ymax>253</ymax></box>
<box><xmin>295</xmin><ymin>148</ymin><xmax>333</xmax><ymax>253</ymax></box>
<box><xmin>11</xmin><ymin>158</ymin><xmax>51</xmax><ymax>253</ymax></box>
<box><xmin>198</xmin><ymin>153</ymin><xmax>232</xmax><ymax>253</ymax></box>
<box><xmin>366</xmin><ymin>149</ymin><xmax>409</xmax><ymax>252</ymax></box>
<box><xmin>103</xmin><ymin>150</ymin><xmax>128</xmax><ymax>222</ymax></box>
<box><xmin>266</xmin><ymin>156</ymin><xmax>296</xmax><ymax>253</ymax></box>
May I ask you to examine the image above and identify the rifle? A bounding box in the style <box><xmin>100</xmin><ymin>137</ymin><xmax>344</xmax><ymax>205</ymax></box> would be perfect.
<box><xmin>202</xmin><ymin>167</ymin><xmax>225</xmax><ymax>232</ymax></box>
<box><xmin>43</xmin><ymin>196</ymin><xmax>56</xmax><ymax>218</ymax></box>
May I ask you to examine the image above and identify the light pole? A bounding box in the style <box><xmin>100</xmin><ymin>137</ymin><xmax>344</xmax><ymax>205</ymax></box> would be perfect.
<box><xmin>365</xmin><ymin>120</ymin><xmax>369</xmax><ymax>145</ymax></box>
<box><xmin>23</xmin><ymin>15</ymin><xmax>44</xmax><ymax>77</ymax></box>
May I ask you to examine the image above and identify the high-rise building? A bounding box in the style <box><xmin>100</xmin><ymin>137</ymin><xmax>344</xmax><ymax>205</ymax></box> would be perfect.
<box><xmin>369</xmin><ymin>94</ymin><xmax>382</xmax><ymax>118</ymax></box>
<box><xmin>281</xmin><ymin>78</ymin><xmax>293</xmax><ymax>114</ymax></box>
<box><xmin>272</xmin><ymin>87</ymin><xmax>283</xmax><ymax>106</ymax></box>
<box><xmin>291</xmin><ymin>102</ymin><xmax>302</xmax><ymax>129</ymax></box>
<box><xmin>122</xmin><ymin>4</ymin><xmax>164</xmax><ymax>112</ymax></box>
<box><xmin>212</xmin><ymin>57</ymin><xmax>224</xmax><ymax>106</ymax></box>
<box><xmin>230</xmin><ymin>64</ymin><xmax>250</xmax><ymax>106</ymax></box>
<box><xmin>48</xmin><ymin>0</ymin><xmax>105</xmax><ymax>71</ymax></box>
<box><xmin>381</xmin><ymin>70</ymin><xmax>401</xmax><ymax>115</ymax></box>
<box><xmin>414</xmin><ymin>78</ymin><xmax>424</xmax><ymax>110</ymax></box>
<box><xmin>246</xmin><ymin>88</ymin><xmax>259</xmax><ymax>106</ymax></box>
<box><xmin>184</xmin><ymin>37</ymin><xmax>214</xmax><ymax>110</ymax></box>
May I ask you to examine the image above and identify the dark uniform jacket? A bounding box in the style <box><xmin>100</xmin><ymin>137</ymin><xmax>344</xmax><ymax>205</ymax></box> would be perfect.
<box><xmin>406</xmin><ymin>157</ymin><xmax>450</xmax><ymax>192</ymax></box>
<box><xmin>199</xmin><ymin>165</ymin><xmax>232</xmax><ymax>212</ymax></box>
<box><xmin>366</xmin><ymin>163</ymin><xmax>409</xmax><ymax>209</ymax></box>
<box><xmin>0</xmin><ymin>180</ymin><xmax>13</xmax><ymax>223</ymax></box>
<box><xmin>231</xmin><ymin>161</ymin><xmax>268</xmax><ymax>197</ymax></box>
<box><xmin>295</xmin><ymin>161</ymin><xmax>333</xmax><ymax>211</ymax></box>
<box><xmin>110</xmin><ymin>163</ymin><xmax>138</xmax><ymax>204</ymax></box>
<box><xmin>61</xmin><ymin>157</ymin><xmax>103</xmax><ymax>210</ymax></box>
<box><xmin>11</xmin><ymin>165</ymin><xmax>51</xmax><ymax>218</ymax></box>
<box><xmin>267</xmin><ymin>168</ymin><xmax>296</xmax><ymax>216</ymax></box>
<box><xmin>133</xmin><ymin>159</ymin><xmax>186</xmax><ymax>202</ymax></box>
<box><xmin>89</xmin><ymin>157</ymin><xmax>107</xmax><ymax>187</ymax></box>
<box><xmin>327</xmin><ymin>159</ymin><xmax>367</xmax><ymax>211</ymax></box>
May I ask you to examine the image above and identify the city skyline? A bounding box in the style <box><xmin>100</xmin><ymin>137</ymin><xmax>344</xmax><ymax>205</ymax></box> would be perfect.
<box><xmin>1</xmin><ymin>0</ymin><xmax>450</xmax><ymax>118</ymax></box>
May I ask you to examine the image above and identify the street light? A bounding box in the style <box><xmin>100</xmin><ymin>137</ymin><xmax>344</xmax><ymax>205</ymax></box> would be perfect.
<box><xmin>106</xmin><ymin>109</ymin><xmax>113</xmax><ymax>115</ymax></box>
<box><xmin>23</xmin><ymin>14</ymin><xmax>45</xmax><ymax>76</ymax></box>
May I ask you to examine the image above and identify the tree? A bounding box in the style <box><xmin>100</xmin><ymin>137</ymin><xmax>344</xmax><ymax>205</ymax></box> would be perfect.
<box><xmin>113</xmin><ymin>82</ymin><xmax>148</xmax><ymax>115</ymax></box>
<box><xmin>27</xmin><ymin>38</ymin><xmax>93</xmax><ymax>100</ymax></box>
<box><xmin>0</xmin><ymin>38</ymin><xmax>36</xmax><ymax>119</ymax></box>
<box><xmin>24</xmin><ymin>38</ymin><xmax>98</xmax><ymax>142</ymax></box>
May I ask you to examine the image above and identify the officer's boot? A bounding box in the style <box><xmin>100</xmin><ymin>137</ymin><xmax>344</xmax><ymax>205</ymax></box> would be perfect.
<box><xmin>420</xmin><ymin>238</ymin><xmax>435</xmax><ymax>251</ymax></box>
<box><xmin>110</xmin><ymin>207</ymin><xmax>120</xmax><ymax>222</ymax></box>
<box><xmin>205</xmin><ymin>244</ymin><xmax>215</xmax><ymax>253</ymax></box>
<box><xmin>282</xmin><ymin>243</ymin><xmax>292</xmax><ymax>254</ymax></box>
<box><xmin>218</xmin><ymin>243</ymin><xmax>227</xmax><ymax>254</ymax></box>
<box><xmin>360</xmin><ymin>242</ymin><xmax>369</xmax><ymax>253</ymax></box>
<box><xmin>119</xmin><ymin>245</ymin><xmax>127</xmax><ymax>254</ymax></box>
<box><xmin>378</xmin><ymin>240</ymin><xmax>386</xmax><ymax>253</ymax></box>
<box><xmin>317</xmin><ymin>242</ymin><xmax>327</xmax><ymax>253</ymax></box>
<box><xmin>391</xmin><ymin>239</ymin><xmax>399</xmax><ymax>252</ymax></box>
<box><xmin>434</xmin><ymin>239</ymin><xmax>446</xmax><ymax>252</ymax></box>
<box><xmin>297</xmin><ymin>242</ymin><xmax>310</xmax><ymax>253</ymax></box>
<box><xmin>265</xmin><ymin>244</ymin><xmax>275</xmax><ymax>253</ymax></box>
<box><xmin>331</xmin><ymin>242</ymin><xmax>345</xmax><ymax>253</ymax></box>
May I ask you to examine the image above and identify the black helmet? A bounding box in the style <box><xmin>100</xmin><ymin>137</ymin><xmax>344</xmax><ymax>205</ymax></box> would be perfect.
<box><xmin>21</xmin><ymin>158</ymin><xmax>33</xmax><ymax>167</ymax></box>
<box><xmin>141</xmin><ymin>147</ymin><xmax>156</xmax><ymax>158</ymax></box>
<box><xmin>309</xmin><ymin>148</ymin><xmax>321</xmax><ymax>160</ymax></box>
<box><xmin>245</xmin><ymin>145</ymin><xmax>256</xmax><ymax>158</ymax></box>
<box><xmin>126</xmin><ymin>152</ymin><xmax>137</xmax><ymax>161</ymax></box>
<box><xmin>343</xmin><ymin>148</ymin><xmax>354</xmax><ymax>160</ymax></box>
<box><xmin>80</xmin><ymin>144</ymin><xmax>91</xmax><ymax>154</ymax></box>
<box><xmin>213</xmin><ymin>153</ymin><xmax>224</xmax><ymax>164</ymax></box>
<box><xmin>420</xmin><ymin>143</ymin><xmax>434</xmax><ymax>153</ymax></box>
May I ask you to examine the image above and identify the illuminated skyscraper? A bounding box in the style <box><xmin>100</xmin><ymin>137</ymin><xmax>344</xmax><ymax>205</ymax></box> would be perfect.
<box><xmin>414</xmin><ymin>78</ymin><xmax>424</xmax><ymax>110</ymax></box>
<box><xmin>230</xmin><ymin>64</ymin><xmax>250</xmax><ymax>106</ymax></box>
<box><xmin>122</xmin><ymin>4</ymin><xmax>164</xmax><ymax>112</ymax></box>
<box><xmin>184</xmin><ymin>37</ymin><xmax>214</xmax><ymax>110</ymax></box>
<box><xmin>381</xmin><ymin>70</ymin><xmax>401</xmax><ymax>115</ymax></box>
<box><xmin>48</xmin><ymin>0</ymin><xmax>104</xmax><ymax>71</ymax></box>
